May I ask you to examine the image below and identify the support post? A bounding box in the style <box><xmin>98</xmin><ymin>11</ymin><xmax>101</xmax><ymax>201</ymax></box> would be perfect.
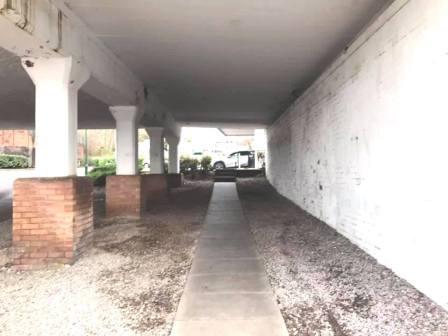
<box><xmin>146</xmin><ymin>127</ymin><xmax>165</xmax><ymax>174</ymax></box>
<box><xmin>109</xmin><ymin>106</ymin><xmax>139</xmax><ymax>175</ymax></box>
<box><xmin>166</xmin><ymin>135</ymin><xmax>183</xmax><ymax>188</ymax></box>
<box><xmin>166</xmin><ymin>135</ymin><xmax>180</xmax><ymax>174</ymax></box>
<box><xmin>106</xmin><ymin>106</ymin><xmax>142</xmax><ymax>218</ymax></box>
<box><xmin>14</xmin><ymin>57</ymin><xmax>93</xmax><ymax>269</ymax></box>
<box><xmin>21</xmin><ymin>56</ymin><xmax>90</xmax><ymax>177</ymax></box>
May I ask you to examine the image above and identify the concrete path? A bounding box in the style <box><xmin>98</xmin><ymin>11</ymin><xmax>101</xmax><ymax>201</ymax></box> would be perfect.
<box><xmin>171</xmin><ymin>182</ymin><xmax>288</xmax><ymax>336</ymax></box>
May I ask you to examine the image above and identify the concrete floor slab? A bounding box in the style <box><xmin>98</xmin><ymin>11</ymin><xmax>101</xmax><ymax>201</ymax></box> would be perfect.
<box><xmin>195</xmin><ymin>245</ymin><xmax>258</xmax><ymax>259</ymax></box>
<box><xmin>197</xmin><ymin>238</ymin><xmax>253</xmax><ymax>249</ymax></box>
<box><xmin>171</xmin><ymin>182</ymin><xmax>287</xmax><ymax>335</ymax></box>
<box><xmin>204</xmin><ymin>213</ymin><xmax>244</xmax><ymax>225</ymax></box>
<box><xmin>207</xmin><ymin>204</ymin><xmax>243</xmax><ymax>210</ymax></box>
<box><xmin>206</xmin><ymin>212</ymin><xmax>243</xmax><ymax>218</ymax></box>
<box><xmin>200</xmin><ymin>229</ymin><xmax>252</xmax><ymax>240</ymax></box>
<box><xmin>208</xmin><ymin>202</ymin><xmax>242</xmax><ymax>208</ymax></box>
<box><xmin>207</xmin><ymin>204</ymin><xmax>242</xmax><ymax>210</ymax></box>
<box><xmin>175</xmin><ymin>293</ymin><xmax>282</xmax><ymax>321</ymax></box>
<box><xmin>185</xmin><ymin>273</ymin><xmax>271</xmax><ymax>293</ymax></box>
<box><xmin>207</xmin><ymin>206</ymin><xmax>242</xmax><ymax>212</ymax></box>
<box><xmin>207</xmin><ymin>203</ymin><xmax>243</xmax><ymax>209</ymax></box>
<box><xmin>204</xmin><ymin>222</ymin><xmax>246</xmax><ymax>229</ymax></box>
<box><xmin>190</xmin><ymin>258</ymin><xmax>265</xmax><ymax>275</ymax></box>
<box><xmin>201</xmin><ymin>225</ymin><xmax>252</xmax><ymax>235</ymax></box>
<box><xmin>206</xmin><ymin>218</ymin><xmax>247</xmax><ymax>229</ymax></box>
<box><xmin>206</xmin><ymin>209</ymin><xmax>244</xmax><ymax>215</ymax></box>
<box><xmin>171</xmin><ymin>319</ymin><xmax>289</xmax><ymax>336</ymax></box>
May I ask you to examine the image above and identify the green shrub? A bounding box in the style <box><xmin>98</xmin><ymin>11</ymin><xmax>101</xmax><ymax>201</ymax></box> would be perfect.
<box><xmin>87</xmin><ymin>157</ymin><xmax>116</xmax><ymax>186</ymax></box>
<box><xmin>180</xmin><ymin>156</ymin><xmax>199</xmax><ymax>173</ymax></box>
<box><xmin>88</xmin><ymin>166</ymin><xmax>116</xmax><ymax>186</ymax></box>
<box><xmin>200</xmin><ymin>155</ymin><xmax>212</xmax><ymax>171</ymax></box>
<box><xmin>87</xmin><ymin>157</ymin><xmax>146</xmax><ymax>186</ymax></box>
<box><xmin>86</xmin><ymin>156</ymin><xmax>116</xmax><ymax>168</ymax></box>
<box><xmin>138</xmin><ymin>158</ymin><xmax>145</xmax><ymax>171</ymax></box>
<box><xmin>98</xmin><ymin>157</ymin><xmax>116</xmax><ymax>168</ymax></box>
<box><xmin>0</xmin><ymin>154</ymin><xmax>29</xmax><ymax>169</ymax></box>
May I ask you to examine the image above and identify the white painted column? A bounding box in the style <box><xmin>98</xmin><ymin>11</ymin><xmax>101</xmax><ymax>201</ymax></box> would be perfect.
<box><xmin>21</xmin><ymin>57</ymin><xmax>90</xmax><ymax>177</ymax></box>
<box><xmin>166</xmin><ymin>135</ymin><xmax>180</xmax><ymax>174</ymax></box>
<box><xmin>110</xmin><ymin>106</ymin><xmax>139</xmax><ymax>175</ymax></box>
<box><xmin>146</xmin><ymin>127</ymin><xmax>165</xmax><ymax>174</ymax></box>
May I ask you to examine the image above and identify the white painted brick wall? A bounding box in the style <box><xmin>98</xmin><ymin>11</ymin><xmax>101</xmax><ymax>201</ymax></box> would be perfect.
<box><xmin>267</xmin><ymin>0</ymin><xmax>448</xmax><ymax>309</ymax></box>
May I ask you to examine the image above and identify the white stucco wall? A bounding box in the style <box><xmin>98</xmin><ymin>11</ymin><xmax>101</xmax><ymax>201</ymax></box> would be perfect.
<box><xmin>267</xmin><ymin>0</ymin><xmax>448</xmax><ymax>309</ymax></box>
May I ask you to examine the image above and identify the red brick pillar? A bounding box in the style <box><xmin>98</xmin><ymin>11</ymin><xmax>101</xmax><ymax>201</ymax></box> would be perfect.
<box><xmin>105</xmin><ymin>175</ymin><xmax>143</xmax><ymax>218</ymax></box>
<box><xmin>12</xmin><ymin>177</ymin><xmax>93</xmax><ymax>270</ymax></box>
<box><xmin>167</xmin><ymin>173</ymin><xmax>184</xmax><ymax>188</ymax></box>
<box><xmin>141</xmin><ymin>174</ymin><xmax>168</xmax><ymax>209</ymax></box>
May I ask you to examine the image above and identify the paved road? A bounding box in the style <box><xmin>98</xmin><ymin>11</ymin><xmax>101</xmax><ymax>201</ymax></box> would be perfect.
<box><xmin>171</xmin><ymin>182</ymin><xmax>288</xmax><ymax>336</ymax></box>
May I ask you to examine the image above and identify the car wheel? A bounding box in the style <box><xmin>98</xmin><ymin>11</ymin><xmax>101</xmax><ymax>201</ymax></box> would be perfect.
<box><xmin>213</xmin><ymin>161</ymin><xmax>225</xmax><ymax>170</ymax></box>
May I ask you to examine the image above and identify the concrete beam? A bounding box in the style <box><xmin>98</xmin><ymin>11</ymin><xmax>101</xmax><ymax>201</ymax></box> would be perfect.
<box><xmin>180</xmin><ymin>121</ymin><xmax>267</xmax><ymax>130</ymax></box>
<box><xmin>0</xmin><ymin>0</ymin><xmax>143</xmax><ymax>107</ymax></box>
<box><xmin>141</xmin><ymin>91</ymin><xmax>181</xmax><ymax>139</ymax></box>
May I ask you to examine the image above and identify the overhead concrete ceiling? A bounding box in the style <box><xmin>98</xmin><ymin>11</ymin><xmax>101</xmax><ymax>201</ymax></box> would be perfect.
<box><xmin>0</xmin><ymin>1</ymin><xmax>390</xmax><ymax>129</ymax></box>
<box><xmin>65</xmin><ymin>0</ymin><xmax>390</xmax><ymax>125</ymax></box>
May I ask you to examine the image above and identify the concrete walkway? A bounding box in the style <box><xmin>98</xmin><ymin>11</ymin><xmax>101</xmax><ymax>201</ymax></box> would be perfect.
<box><xmin>171</xmin><ymin>182</ymin><xmax>288</xmax><ymax>336</ymax></box>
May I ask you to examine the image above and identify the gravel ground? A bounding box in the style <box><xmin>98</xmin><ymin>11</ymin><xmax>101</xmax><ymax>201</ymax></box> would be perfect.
<box><xmin>0</xmin><ymin>180</ymin><xmax>212</xmax><ymax>336</ymax></box>
<box><xmin>237</xmin><ymin>177</ymin><xmax>448</xmax><ymax>336</ymax></box>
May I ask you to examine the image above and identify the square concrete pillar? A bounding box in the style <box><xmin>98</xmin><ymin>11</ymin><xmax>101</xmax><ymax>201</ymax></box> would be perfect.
<box><xmin>146</xmin><ymin>127</ymin><xmax>165</xmax><ymax>174</ymax></box>
<box><xmin>166</xmin><ymin>135</ymin><xmax>180</xmax><ymax>174</ymax></box>
<box><xmin>105</xmin><ymin>175</ymin><xmax>143</xmax><ymax>218</ymax></box>
<box><xmin>12</xmin><ymin>177</ymin><xmax>93</xmax><ymax>270</ymax></box>
<box><xmin>109</xmin><ymin>106</ymin><xmax>139</xmax><ymax>175</ymax></box>
<box><xmin>21</xmin><ymin>57</ymin><xmax>90</xmax><ymax>177</ymax></box>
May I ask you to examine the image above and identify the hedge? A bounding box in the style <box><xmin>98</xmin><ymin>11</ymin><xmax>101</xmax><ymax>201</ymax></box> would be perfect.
<box><xmin>0</xmin><ymin>154</ymin><xmax>29</xmax><ymax>169</ymax></box>
<box><xmin>180</xmin><ymin>156</ymin><xmax>199</xmax><ymax>173</ymax></box>
<box><xmin>87</xmin><ymin>157</ymin><xmax>145</xmax><ymax>186</ymax></box>
<box><xmin>88</xmin><ymin>165</ymin><xmax>116</xmax><ymax>186</ymax></box>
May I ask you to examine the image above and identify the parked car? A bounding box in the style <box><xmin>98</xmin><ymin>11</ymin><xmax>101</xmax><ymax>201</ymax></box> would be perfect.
<box><xmin>213</xmin><ymin>151</ymin><xmax>256</xmax><ymax>169</ymax></box>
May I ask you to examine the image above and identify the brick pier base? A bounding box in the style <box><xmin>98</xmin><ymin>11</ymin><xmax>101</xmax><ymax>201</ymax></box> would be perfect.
<box><xmin>142</xmin><ymin>174</ymin><xmax>168</xmax><ymax>206</ymax></box>
<box><xmin>105</xmin><ymin>175</ymin><xmax>142</xmax><ymax>218</ymax></box>
<box><xmin>167</xmin><ymin>173</ymin><xmax>184</xmax><ymax>188</ymax></box>
<box><xmin>105</xmin><ymin>174</ymin><xmax>170</xmax><ymax>218</ymax></box>
<box><xmin>12</xmin><ymin>177</ymin><xmax>93</xmax><ymax>270</ymax></box>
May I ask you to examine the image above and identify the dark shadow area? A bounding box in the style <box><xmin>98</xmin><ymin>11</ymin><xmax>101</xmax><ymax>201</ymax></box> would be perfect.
<box><xmin>0</xmin><ymin>196</ymin><xmax>11</xmax><ymax>222</ymax></box>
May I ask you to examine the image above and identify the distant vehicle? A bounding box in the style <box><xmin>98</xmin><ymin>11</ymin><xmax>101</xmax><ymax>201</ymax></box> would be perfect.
<box><xmin>213</xmin><ymin>151</ymin><xmax>256</xmax><ymax>170</ymax></box>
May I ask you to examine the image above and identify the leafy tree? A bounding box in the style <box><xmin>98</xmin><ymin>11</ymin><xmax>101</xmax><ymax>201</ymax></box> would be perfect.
<box><xmin>200</xmin><ymin>156</ymin><xmax>212</xmax><ymax>171</ymax></box>
<box><xmin>180</xmin><ymin>156</ymin><xmax>199</xmax><ymax>173</ymax></box>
